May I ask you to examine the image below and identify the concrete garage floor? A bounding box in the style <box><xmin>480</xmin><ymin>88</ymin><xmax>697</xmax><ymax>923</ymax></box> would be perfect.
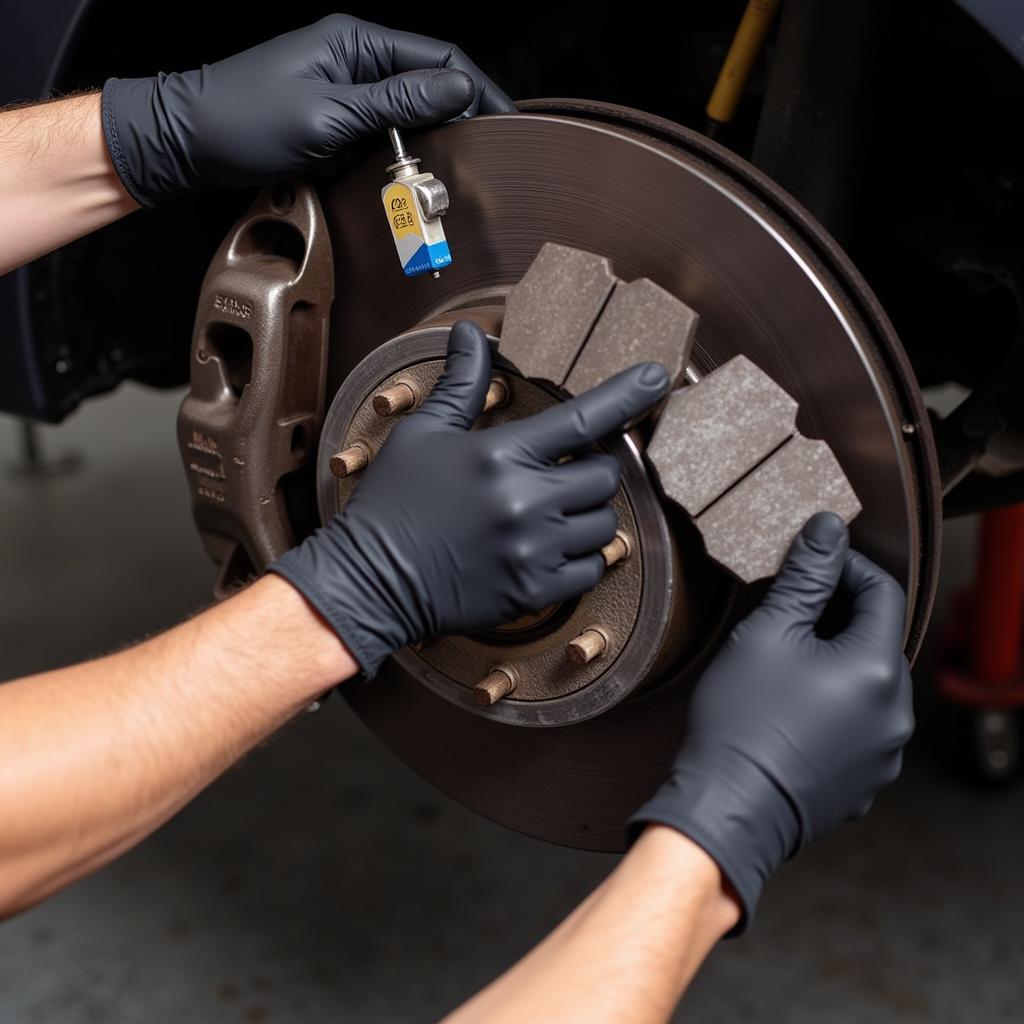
<box><xmin>0</xmin><ymin>384</ymin><xmax>1022</xmax><ymax>1023</ymax></box>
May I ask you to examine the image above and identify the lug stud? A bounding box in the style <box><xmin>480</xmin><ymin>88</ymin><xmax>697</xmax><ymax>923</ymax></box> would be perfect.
<box><xmin>567</xmin><ymin>627</ymin><xmax>609</xmax><ymax>666</ymax></box>
<box><xmin>483</xmin><ymin>375</ymin><xmax>510</xmax><ymax>413</ymax></box>
<box><xmin>473</xmin><ymin>665</ymin><xmax>517</xmax><ymax>706</ymax></box>
<box><xmin>373</xmin><ymin>381</ymin><xmax>419</xmax><ymax>417</ymax></box>
<box><xmin>329</xmin><ymin>442</ymin><xmax>370</xmax><ymax>478</ymax></box>
<box><xmin>600</xmin><ymin>532</ymin><xmax>632</xmax><ymax>567</ymax></box>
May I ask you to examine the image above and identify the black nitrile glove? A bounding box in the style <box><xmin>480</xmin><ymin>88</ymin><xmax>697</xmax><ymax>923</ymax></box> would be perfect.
<box><xmin>628</xmin><ymin>512</ymin><xmax>914</xmax><ymax>934</ymax></box>
<box><xmin>102</xmin><ymin>15</ymin><xmax>515</xmax><ymax>206</ymax></box>
<box><xmin>270</xmin><ymin>320</ymin><xmax>671</xmax><ymax>676</ymax></box>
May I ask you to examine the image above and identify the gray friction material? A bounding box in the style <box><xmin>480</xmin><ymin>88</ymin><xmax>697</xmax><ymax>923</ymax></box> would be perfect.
<box><xmin>564</xmin><ymin>278</ymin><xmax>697</xmax><ymax>394</ymax></box>
<box><xmin>647</xmin><ymin>355</ymin><xmax>797</xmax><ymax>515</ymax></box>
<box><xmin>647</xmin><ymin>355</ymin><xmax>861</xmax><ymax>582</ymax></box>
<box><xmin>697</xmin><ymin>436</ymin><xmax>862</xmax><ymax>581</ymax></box>
<box><xmin>499</xmin><ymin>243</ymin><xmax>616</xmax><ymax>385</ymax></box>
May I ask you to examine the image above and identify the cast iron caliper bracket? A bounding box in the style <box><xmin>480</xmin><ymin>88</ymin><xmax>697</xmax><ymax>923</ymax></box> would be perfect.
<box><xmin>178</xmin><ymin>182</ymin><xmax>334</xmax><ymax>596</ymax></box>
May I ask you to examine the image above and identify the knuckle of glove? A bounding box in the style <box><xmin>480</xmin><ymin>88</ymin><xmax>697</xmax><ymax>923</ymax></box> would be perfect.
<box><xmin>592</xmin><ymin>505</ymin><xmax>619</xmax><ymax>544</ymax></box>
<box><xmin>594</xmin><ymin>456</ymin><xmax>621</xmax><ymax>495</ymax></box>
<box><xmin>317</xmin><ymin>12</ymin><xmax>353</xmax><ymax>35</ymax></box>
<box><xmin>877</xmin><ymin>570</ymin><xmax>908</xmax><ymax>611</ymax></box>
<box><xmin>506</xmin><ymin>562</ymin><xmax>546</xmax><ymax>610</ymax></box>
<box><xmin>521</xmin><ymin>576</ymin><xmax>548</xmax><ymax>610</ymax></box>
<box><xmin>581</xmin><ymin>555</ymin><xmax>605</xmax><ymax>590</ymax></box>
<box><xmin>494</xmin><ymin>489</ymin><xmax>534</xmax><ymax>535</ymax></box>
<box><xmin>897</xmin><ymin>707</ymin><xmax>916</xmax><ymax>745</ymax></box>
<box><xmin>443</xmin><ymin>42</ymin><xmax>469</xmax><ymax>67</ymax></box>
<box><xmin>507</xmin><ymin>535</ymin><xmax>540</xmax><ymax>568</ymax></box>
<box><xmin>302</xmin><ymin>106</ymin><xmax>344</xmax><ymax>148</ymax></box>
<box><xmin>566</xmin><ymin>405</ymin><xmax>592</xmax><ymax>448</ymax></box>
<box><xmin>474</xmin><ymin>440</ymin><xmax>510</xmax><ymax>479</ymax></box>
<box><xmin>851</xmin><ymin>795</ymin><xmax>876</xmax><ymax>820</ymax></box>
<box><xmin>860</xmin><ymin>655</ymin><xmax>901</xmax><ymax>697</ymax></box>
<box><xmin>880</xmin><ymin>749</ymin><xmax>905</xmax><ymax>788</ymax></box>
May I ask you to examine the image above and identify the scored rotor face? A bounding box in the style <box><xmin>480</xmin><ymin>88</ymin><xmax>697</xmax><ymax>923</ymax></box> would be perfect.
<box><xmin>319</xmin><ymin>101</ymin><xmax>941</xmax><ymax>851</ymax></box>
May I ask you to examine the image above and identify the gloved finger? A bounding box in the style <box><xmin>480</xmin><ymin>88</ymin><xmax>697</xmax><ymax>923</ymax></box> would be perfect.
<box><xmin>850</xmin><ymin>795</ymin><xmax>876</xmax><ymax>820</ymax></box>
<box><xmin>561</xmin><ymin>506</ymin><xmax>619</xmax><ymax>558</ymax></box>
<box><xmin>502</xmin><ymin>362</ymin><xmax>670</xmax><ymax>462</ymax></box>
<box><xmin>338</xmin><ymin>17</ymin><xmax>516</xmax><ymax>114</ymax></box>
<box><xmin>894</xmin><ymin>659</ymin><xmax>916</xmax><ymax>743</ymax></box>
<box><xmin>543</xmin><ymin>553</ymin><xmax>606</xmax><ymax>606</ymax></box>
<box><xmin>549</xmin><ymin>453</ymin><xmax>621</xmax><ymax>514</ymax></box>
<box><xmin>837</xmin><ymin>549</ymin><xmax>907</xmax><ymax>654</ymax></box>
<box><xmin>882</xmin><ymin>747</ymin><xmax>906</xmax><ymax>786</ymax></box>
<box><xmin>756</xmin><ymin>512</ymin><xmax>850</xmax><ymax>631</ymax></box>
<box><xmin>415</xmin><ymin>320</ymin><xmax>493</xmax><ymax>430</ymax></box>
<box><xmin>333</xmin><ymin>70</ymin><xmax>475</xmax><ymax>138</ymax></box>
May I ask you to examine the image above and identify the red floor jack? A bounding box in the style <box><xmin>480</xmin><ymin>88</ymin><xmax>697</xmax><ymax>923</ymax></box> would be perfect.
<box><xmin>938</xmin><ymin>504</ymin><xmax>1024</xmax><ymax>779</ymax></box>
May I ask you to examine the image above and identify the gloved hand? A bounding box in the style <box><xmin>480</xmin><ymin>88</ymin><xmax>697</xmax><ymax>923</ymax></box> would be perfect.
<box><xmin>101</xmin><ymin>15</ymin><xmax>515</xmax><ymax>206</ymax></box>
<box><xmin>628</xmin><ymin>512</ymin><xmax>913</xmax><ymax>933</ymax></box>
<box><xmin>270</xmin><ymin>320</ymin><xmax>670</xmax><ymax>677</ymax></box>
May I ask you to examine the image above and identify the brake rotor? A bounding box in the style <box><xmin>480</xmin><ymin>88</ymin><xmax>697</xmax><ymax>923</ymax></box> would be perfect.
<box><xmin>316</xmin><ymin>101</ymin><xmax>941</xmax><ymax>851</ymax></box>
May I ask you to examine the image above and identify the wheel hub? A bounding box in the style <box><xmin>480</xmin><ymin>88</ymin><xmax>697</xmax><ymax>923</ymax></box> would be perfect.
<box><xmin>317</xmin><ymin>325</ymin><xmax>721</xmax><ymax>727</ymax></box>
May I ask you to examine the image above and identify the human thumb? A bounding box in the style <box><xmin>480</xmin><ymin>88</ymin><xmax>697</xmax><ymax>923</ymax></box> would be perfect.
<box><xmin>338</xmin><ymin>69</ymin><xmax>475</xmax><ymax>137</ymax></box>
<box><xmin>757</xmin><ymin>512</ymin><xmax>850</xmax><ymax>629</ymax></box>
<box><xmin>416</xmin><ymin>320</ymin><xmax>493</xmax><ymax>430</ymax></box>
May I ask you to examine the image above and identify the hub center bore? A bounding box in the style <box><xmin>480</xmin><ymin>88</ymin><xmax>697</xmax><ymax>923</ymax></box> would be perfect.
<box><xmin>484</xmin><ymin>602</ymin><xmax>571</xmax><ymax>642</ymax></box>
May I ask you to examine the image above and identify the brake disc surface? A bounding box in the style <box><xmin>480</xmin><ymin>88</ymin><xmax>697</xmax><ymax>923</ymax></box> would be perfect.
<box><xmin>318</xmin><ymin>101</ymin><xmax>941</xmax><ymax>850</ymax></box>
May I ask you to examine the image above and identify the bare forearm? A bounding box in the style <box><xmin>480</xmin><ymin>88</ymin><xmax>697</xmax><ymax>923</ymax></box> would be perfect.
<box><xmin>446</xmin><ymin>826</ymin><xmax>740</xmax><ymax>1023</ymax></box>
<box><xmin>0</xmin><ymin>575</ymin><xmax>355</xmax><ymax>915</ymax></box>
<box><xmin>0</xmin><ymin>93</ymin><xmax>137</xmax><ymax>274</ymax></box>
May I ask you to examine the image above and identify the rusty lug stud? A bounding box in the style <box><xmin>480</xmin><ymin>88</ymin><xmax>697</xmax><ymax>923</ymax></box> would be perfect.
<box><xmin>600</xmin><ymin>531</ymin><xmax>632</xmax><ymax>568</ymax></box>
<box><xmin>372</xmin><ymin>380</ymin><xmax>419</xmax><ymax>417</ymax></box>
<box><xmin>566</xmin><ymin>627</ymin><xmax>609</xmax><ymax>667</ymax></box>
<box><xmin>473</xmin><ymin>665</ymin><xmax>517</xmax><ymax>707</ymax></box>
<box><xmin>329</xmin><ymin>442</ymin><xmax>370</xmax><ymax>479</ymax></box>
<box><xmin>483</xmin><ymin>375</ymin><xmax>510</xmax><ymax>413</ymax></box>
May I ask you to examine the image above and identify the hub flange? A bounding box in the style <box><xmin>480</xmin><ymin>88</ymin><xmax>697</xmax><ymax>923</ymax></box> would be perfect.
<box><xmin>317</xmin><ymin>326</ymin><xmax>700</xmax><ymax>727</ymax></box>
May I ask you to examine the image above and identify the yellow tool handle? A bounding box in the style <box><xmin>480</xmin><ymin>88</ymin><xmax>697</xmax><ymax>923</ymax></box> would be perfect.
<box><xmin>706</xmin><ymin>0</ymin><xmax>781</xmax><ymax>125</ymax></box>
